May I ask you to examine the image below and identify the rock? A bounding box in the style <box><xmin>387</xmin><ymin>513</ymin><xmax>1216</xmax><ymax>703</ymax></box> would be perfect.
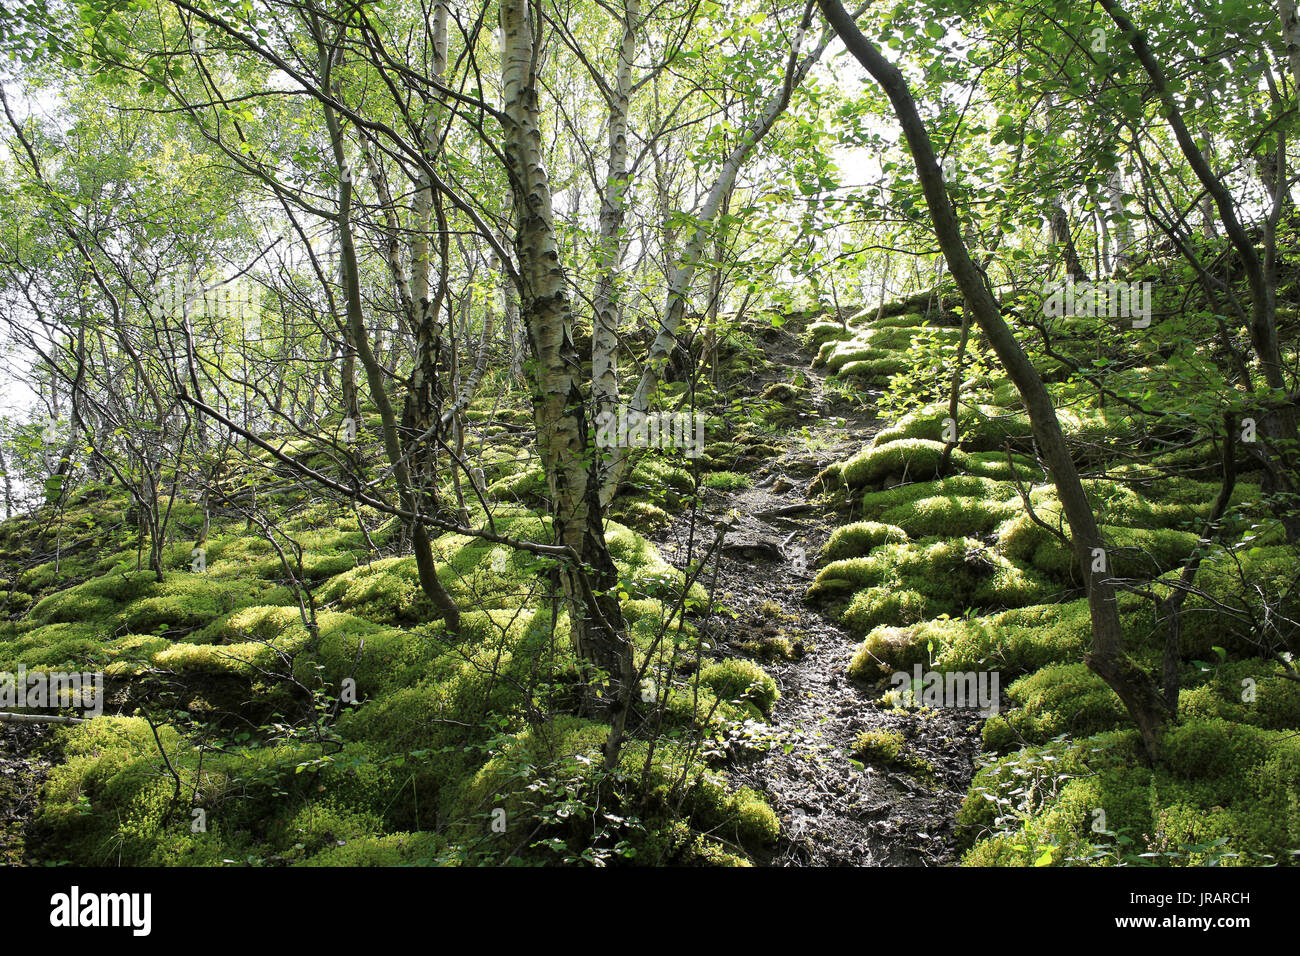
<box><xmin>780</xmin><ymin>455</ymin><xmax>824</xmax><ymax>477</ymax></box>
<box><xmin>722</xmin><ymin>535</ymin><xmax>785</xmax><ymax>560</ymax></box>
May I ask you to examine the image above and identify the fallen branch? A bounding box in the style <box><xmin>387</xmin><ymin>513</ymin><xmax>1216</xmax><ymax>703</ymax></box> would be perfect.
<box><xmin>0</xmin><ymin>711</ymin><xmax>89</xmax><ymax>725</ymax></box>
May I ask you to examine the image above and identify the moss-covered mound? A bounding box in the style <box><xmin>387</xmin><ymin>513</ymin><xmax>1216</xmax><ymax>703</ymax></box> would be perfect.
<box><xmin>810</xmin><ymin>289</ymin><xmax>1300</xmax><ymax>868</ymax></box>
<box><xmin>0</xmin><ymin>473</ymin><xmax>777</xmax><ymax>867</ymax></box>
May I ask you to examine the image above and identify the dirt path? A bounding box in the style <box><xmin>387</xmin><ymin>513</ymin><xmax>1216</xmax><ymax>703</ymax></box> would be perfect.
<box><xmin>656</xmin><ymin>323</ymin><xmax>984</xmax><ymax>866</ymax></box>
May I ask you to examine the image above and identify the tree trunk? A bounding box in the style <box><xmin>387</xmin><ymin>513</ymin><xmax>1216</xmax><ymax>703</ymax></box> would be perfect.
<box><xmin>499</xmin><ymin>0</ymin><xmax>633</xmax><ymax>756</ymax></box>
<box><xmin>1103</xmin><ymin>168</ymin><xmax>1135</xmax><ymax>273</ymax></box>
<box><xmin>1279</xmin><ymin>0</ymin><xmax>1300</xmax><ymax>95</ymax></box>
<box><xmin>402</xmin><ymin>1</ymin><xmax>451</xmax><ymax>493</ymax></box>
<box><xmin>601</xmin><ymin>11</ymin><xmax>827</xmax><ymax>504</ymax></box>
<box><xmin>591</xmin><ymin>0</ymin><xmax>640</xmax><ymax>450</ymax></box>
<box><xmin>1099</xmin><ymin>0</ymin><xmax>1300</xmax><ymax>540</ymax></box>
<box><xmin>1050</xmin><ymin>198</ymin><xmax>1088</xmax><ymax>281</ymax></box>
<box><xmin>313</xmin><ymin>21</ymin><xmax>461</xmax><ymax>634</ymax></box>
<box><xmin>819</xmin><ymin>0</ymin><xmax>1171</xmax><ymax>761</ymax></box>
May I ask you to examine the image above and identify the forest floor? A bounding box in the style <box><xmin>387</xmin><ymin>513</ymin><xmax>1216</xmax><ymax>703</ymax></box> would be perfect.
<box><xmin>0</xmin><ymin>321</ymin><xmax>986</xmax><ymax>868</ymax></box>
<box><xmin>0</xmin><ymin>722</ymin><xmax>50</xmax><ymax>866</ymax></box>
<box><xmin>654</xmin><ymin>323</ymin><xmax>984</xmax><ymax>866</ymax></box>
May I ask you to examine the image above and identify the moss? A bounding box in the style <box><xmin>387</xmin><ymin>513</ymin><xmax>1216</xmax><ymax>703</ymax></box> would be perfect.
<box><xmin>870</xmin><ymin>408</ymin><xmax>947</xmax><ymax>446</ymax></box>
<box><xmin>306</xmin><ymin>611</ymin><xmax>448</xmax><ymax>698</ymax></box>
<box><xmin>957</xmin><ymin>451</ymin><xmax>1043</xmax><ymax>482</ymax></box>
<box><xmin>37</xmin><ymin>715</ymin><xmax>317</xmax><ymax>865</ymax></box>
<box><xmin>330</xmin><ymin>626</ymin><xmax>550</xmax><ymax>811</ymax></box>
<box><xmin>1169</xmin><ymin>545</ymin><xmax>1300</xmax><ymax>657</ymax></box>
<box><xmin>849</xmin><ymin>624</ymin><xmax>931</xmax><ymax>681</ymax></box>
<box><xmin>296</xmin><ymin>830</ymin><xmax>446</xmax><ymax>866</ymax></box>
<box><xmin>1103</xmin><ymin>526</ymin><xmax>1201</xmax><ymax>579</ymax></box>
<box><xmin>675</xmin><ymin>835</ymin><xmax>752</xmax><ymax>867</ymax></box>
<box><xmin>982</xmin><ymin>663</ymin><xmax>1128</xmax><ymax>752</ymax></box>
<box><xmin>18</xmin><ymin>562</ymin><xmax>64</xmax><ymax>595</ymax></box>
<box><xmin>0</xmin><ymin>622</ymin><xmax>105</xmax><ymax>668</ymax></box>
<box><xmin>997</xmin><ymin>512</ymin><xmax>1073</xmax><ymax>577</ymax></box>
<box><xmin>29</xmin><ymin>589</ymin><xmax>117</xmax><ymax>626</ymax></box>
<box><xmin>872</xmin><ymin>403</ymin><xmax>1033</xmax><ymax>452</ymax></box>
<box><xmin>810</xmin><ymin>537</ymin><xmax>1053</xmax><ymax>619</ymax></box>
<box><xmin>2</xmin><ymin>462</ymin><xmax>789</xmax><ymax>867</ymax></box>
<box><xmin>807</xmin><ymin>555</ymin><xmax>885</xmax><ymax>600</ymax></box>
<box><xmin>851</xmin><ymin>727</ymin><xmax>933</xmax><ymax>778</ymax></box>
<box><xmin>837</xmin><ymin>356</ymin><xmax>909</xmax><ymax>383</ymax></box>
<box><xmin>841</xmin><ymin>439</ymin><xmax>964</xmax><ymax>489</ymax></box>
<box><xmin>990</xmin><ymin>378</ymin><xmax>1023</xmax><ymax>408</ymax></box>
<box><xmin>1163</xmin><ymin>717</ymin><xmax>1271</xmax><ymax>779</ymax></box>
<box><xmin>604</xmin><ymin>521</ymin><xmax>707</xmax><ymax>607</ymax></box>
<box><xmin>819</xmin><ymin>521</ymin><xmax>909</xmax><ymax>563</ymax></box>
<box><xmin>29</xmin><ymin>570</ymin><xmax>153</xmax><ymax>625</ymax></box>
<box><xmin>843</xmin><ymin>587</ymin><xmax>929</xmax><ymax>635</ymax></box>
<box><xmin>955</xmin><ymin>731</ymin><xmax>1148</xmax><ymax>861</ymax></box>
<box><xmin>698</xmin><ymin>659</ymin><xmax>779</xmax><ymax>716</ymax></box>
<box><xmin>486</xmin><ymin>464</ymin><xmax>546</xmax><ymax>503</ymax></box>
<box><xmin>848</xmin><ymin>595</ymin><xmax>1156</xmax><ymax>683</ymax></box>
<box><xmin>103</xmin><ymin>634</ymin><xmax>172</xmax><ymax>675</ymax></box>
<box><xmin>861</xmin><ymin>475</ymin><xmax>1015</xmax><ymax>517</ymax></box>
<box><xmin>684</xmin><ymin>776</ymin><xmax>780</xmax><ymax>852</ymax></box>
<box><xmin>804</xmin><ymin>320</ymin><xmax>853</xmax><ymax>347</ymax></box>
<box><xmin>153</xmin><ymin>635</ymin><xmax>302</xmax><ymax>676</ymax></box>
<box><xmin>0</xmin><ymin>590</ymin><xmax>33</xmax><ymax>614</ymax></box>
<box><xmin>873</xmin><ymin>311</ymin><xmax>930</xmax><ymax>328</ymax></box>
<box><xmin>1177</xmin><ymin>660</ymin><xmax>1300</xmax><ymax>730</ymax></box>
<box><xmin>448</xmin><ymin>717</ymin><xmax>778</xmax><ymax>863</ymax></box>
<box><xmin>625</xmin><ymin>457</ymin><xmax>695</xmax><ymax>499</ymax></box>
<box><xmin>760</xmin><ymin>381</ymin><xmax>808</xmax><ymax>404</ymax></box>
<box><xmin>852</xmin><ymin>727</ymin><xmax>903</xmax><ymax>763</ymax></box>
<box><xmin>824</xmin><ymin>342</ymin><xmax>899</xmax><ymax>374</ymax></box>
<box><xmin>878</xmin><ymin>494</ymin><xmax>1019</xmax><ymax>539</ymax></box>
<box><xmin>701</xmin><ymin>471</ymin><xmax>751</xmax><ymax>492</ymax></box>
<box><xmin>278</xmin><ymin>803</ymin><xmax>390</xmax><ymax>861</ymax></box>
<box><xmin>318</xmin><ymin>557</ymin><xmax>438</xmax><ymax>624</ymax></box>
<box><xmin>735</xmin><ymin>634</ymin><xmax>801</xmax><ymax>661</ymax></box>
<box><xmin>608</xmin><ymin>498</ymin><xmax>671</xmax><ymax>533</ymax></box>
<box><xmin>962</xmin><ymin>720</ymin><xmax>1300</xmax><ymax>866</ymax></box>
<box><xmin>813</xmin><ymin>339</ymin><xmax>839</xmax><ymax>368</ymax></box>
<box><xmin>620</xmin><ymin>597</ymin><xmax>666</xmax><ymax>627</ymax></box>
<box><xmin>999</xmin><ymin>515</ymin><xmax>1202</xmax><ymax>582</ymax></box>
<box><xmin>123</xmin><ymin>576</ymin><xmax>266</xmax><ymax>634</ymax></box>
<box><xmin>864</xmin><ymin>325</ymin><xmax>959</xmax><ymax>351</ymax></box>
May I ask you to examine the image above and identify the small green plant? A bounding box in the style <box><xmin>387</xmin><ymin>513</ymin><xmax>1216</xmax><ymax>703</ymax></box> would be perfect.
<box><xmin>702</xmin><ymin>471</ymin><xmax>752</xmax><ymax>492</ymax></box>
<box><xmin>852</xmin><ymin>726</ymin><xmax>937</xmax><ymax>780</ymax></box>
<box><xmin>852</xmin><ymin>727</ymin><xmax>904</xmax><ymax>763</ymax></box>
